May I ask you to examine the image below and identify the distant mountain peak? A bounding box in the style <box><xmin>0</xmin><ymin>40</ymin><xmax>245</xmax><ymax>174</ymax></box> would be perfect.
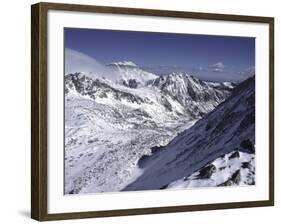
<box><xmin>106</xmin><ymin>61</ymin><xmax>157</xmax><ymax>86</ymax></box>
<box><xmin>158</xmin><ymin>72</ymin><xmax>198</xmax><ymax>80</ymax></box>
<box><xmin>107</xmin><ymin>61</ymin><xmax>139</xmax><ymax>68</ymax></box>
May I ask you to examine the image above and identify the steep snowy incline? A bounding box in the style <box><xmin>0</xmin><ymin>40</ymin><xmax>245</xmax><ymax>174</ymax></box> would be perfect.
<box><xmin>64</xmin><ymin>50</ymin><xmax>237</xmax><ymax>194</ymax></box>
<box><xmin>124</xmin><ymin>76</ymin><xmax>255</xmax><ymax>191</ymax></box>
<box><xmin>167</xmin><ymin>150</ymin><xmax>255</xmax><ymax>189</ymax></box>
<box><xmin>64</xmin><ymin>72</ymin><xmax>234</xmax><ymax>194</ymax></box>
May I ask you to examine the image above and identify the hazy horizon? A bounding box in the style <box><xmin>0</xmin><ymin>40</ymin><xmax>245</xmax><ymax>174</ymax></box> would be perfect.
<box><xmin>65</xmin><ymin>28</ymin><xmax>255</xmax><ymax>82</ymax></box>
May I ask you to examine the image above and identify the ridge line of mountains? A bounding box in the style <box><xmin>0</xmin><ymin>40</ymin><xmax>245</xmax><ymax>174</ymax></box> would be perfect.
<box><xmin>64</xmin><ymin>56</ymin><xmax>255</xmax><ymax>194</ymax></box>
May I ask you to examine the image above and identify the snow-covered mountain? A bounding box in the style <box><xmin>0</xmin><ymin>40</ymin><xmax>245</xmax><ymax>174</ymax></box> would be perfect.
<box><xmin>65</xmin><ymin>49</ymin><xmax>156</xmax><ymax>85</ymax></box>
<box><xmin>64</xmin><ymin>73</ymin><xmax>196</xmax><ymax>194</ymax></box>
<box><xmin>63</xmin><ymin>48</ymin><xmax>250</xmax><ymax>194</ymax></box>
<box><xmin>65</xmin><ymin>73</ymin><xmax>147</xmax><ymax>104</ymax></box>
<box><xmin>107</xmin><ymin>61</ymin><xmax>157</xmax><ymax>87</ymax></box>
<box><xmin>65</xmin><ymin>71</ymin><xmax>233</xmax><ymax>123</ymax></box>
<box><xmin>64</xmin><ymin>69</ymin><xmax>234</xmax><ymax>194</ymax></box>
<box><xmin>124</xmin><ymin>76</ymin><xmax>255</xmax><ymax>191</ymax></box>
<box><xmin>149</xmin><ymin>73</ymin><xmax>235</xmax><ymax>117</ymax></box>
<box><xmin>108</xmin><ymin>61</ymin><xmax>139</xmax><ymax>67</ymax></box>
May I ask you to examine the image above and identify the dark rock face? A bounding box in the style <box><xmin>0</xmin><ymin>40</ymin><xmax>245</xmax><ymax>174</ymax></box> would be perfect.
<box><xmin>128</xmin><ymin>79</ymin><xmax>138</xmax><ymax>88</ymax></box>
<box><xmin>123</xmin><ymin>79</ymin><xmax>138</xmax><ymax>88</ymax></box>
<box><xmin>137</xmin><ymin>154</ymin><xmax>151</xmax><ymax>168</ymax></box>
<box><xmin>219</xmin><ymin>170</ymin><xmax>241</xmax><ymax>187</ymax></box>
<box><xmin>151</xmin><ymin>73</ymin><xmax>232</xmax><ymax>104</ymax></box>
<box><xmin>219</xmin><ymin>179</ymin><xmax>233</xmax><ymax>186</ymax></box>
<box><xmin>160</xmin><ymin>96</ymin><xmax>173</xmax><ymax>112</ymax></box>
<box><xmin>124</xmin><ymin>77</ymin><xmax>255</xmax><ymax>191</ymax></box>
<box><xmin>150</xmin><ymin>73</ymin><xmax>232</xmax><ymax>118</ymax></box>
<box><xmin>66</xmin><ymin>72</ymin><xmax>234</xmax><ymax>122</ymax></box>
<box><xmin>131</xmin><ymin>109</ymin><xmax>151</xmax><ymax>118</ymax></box>
<box><xmin>65</xmin><ymin>73</ymin><xmax>147</xmax><ymax>104</ymax></box>
<box><xmin>231</xmin><ymin>170</ymin><xmax>241</xmax><ymax>184</ymax></box>
<box><xmin>229</xmin><ymin>151</ymin><xmax>240</xmax><ymax>159</ymax></box>
<box><xmin>240</xmin><ymin>139</ymin><xmax>255</xmax><ymax>153</ymax></box>
<box><xmin>198</xmin><ymin>164</ymin><xmax>216</xmax><ymax>179</ymax></box>
<box><xmin>241</xmin><ymin>162</ymin><xmax>252</xmax><ymax>169</ymax></box>
<box><xmin>151</xmin><ymin>145</ymin><xmax>165</xmax><ymax>154</ymax></box>
<box><xmin>159</xmin><ymin>184</ymin><xmax>169</xmax><ymax>189</ymax></box>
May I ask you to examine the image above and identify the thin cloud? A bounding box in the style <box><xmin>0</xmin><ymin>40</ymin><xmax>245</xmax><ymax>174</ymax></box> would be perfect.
<box><xmin>238</xmin><ymin>66</ymin><xmax>255</xmax><ymax>77</ymax></box>
<box><xmin>208</xmin><ymin>62</ymin><xmax>225</xmax><ymax>73</ymax></box>
<box><xmin>65</xmin><ymin>48</ymin><xmax>120</xmax><ymax>81</ymax></box>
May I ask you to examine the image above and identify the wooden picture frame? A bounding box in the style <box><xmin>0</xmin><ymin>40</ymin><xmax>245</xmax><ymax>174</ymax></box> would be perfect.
<box><xmin>31</xmin><ymin>2</ymin><xmax>274</xmax><ymax>221</ymax></box>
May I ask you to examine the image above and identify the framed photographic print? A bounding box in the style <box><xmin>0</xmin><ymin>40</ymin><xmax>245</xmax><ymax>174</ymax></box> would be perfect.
<box><xmin>31</xmin><ymin>2</ymin><xmax>274</xmax><ymax>221</ymax></box>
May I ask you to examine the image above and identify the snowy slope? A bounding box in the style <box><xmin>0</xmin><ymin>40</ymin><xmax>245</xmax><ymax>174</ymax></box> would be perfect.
<box><xmin>64</xmin><ymin>74</ymin><xmax>195</xmax><ymax>194</ymax></box>
<box><xmin>107</xmin><ymin>61</ymin><xmax>157</xmax><ymax>86</ymax></box>
<box><xmin>109</xmin><ymin>61</ymin><xmax>139</xmax><ymax>67</ymax></box>
<box><xmin>124</xmin><ymin>76</ymin><xmax>255</xmax><ymax>191</ymax></box>
<box><xmin>167</xmin><ymin>150</ymin><xmax>255</xmax><ymax>189</ymax></box>
<box><xmin>149</xmin><ymin>73</ymin><xmax>234</xmax><ymax>117</ymax></box>
<box><xmin>64</xmin><ymin>70</ymin><xmax>233</xmax><ymax>194</ymax></box>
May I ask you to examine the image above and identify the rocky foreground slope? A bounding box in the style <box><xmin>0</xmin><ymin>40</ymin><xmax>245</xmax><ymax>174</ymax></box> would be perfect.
<box><xmin>124</xmin><ymin>76</ymin><xmax>255</xmax><ymax>191</ymax></box>
<box><xmin>64</xmin><ymin>61</ymin><xmax>235</xmax><ymax>194</ymax></box>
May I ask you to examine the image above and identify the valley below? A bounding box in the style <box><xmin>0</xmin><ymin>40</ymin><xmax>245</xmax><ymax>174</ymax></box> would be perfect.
<box><xmin>64</xmin><ymin>56</ymin><xmax>255</xmax><ymax>195</ymax></box>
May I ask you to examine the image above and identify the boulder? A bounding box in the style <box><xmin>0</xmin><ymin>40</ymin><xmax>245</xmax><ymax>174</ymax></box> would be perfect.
<box><xmin>198</xmin><ymin>164</ymin><xmax>216</xmax><ymax>179</ymax></box>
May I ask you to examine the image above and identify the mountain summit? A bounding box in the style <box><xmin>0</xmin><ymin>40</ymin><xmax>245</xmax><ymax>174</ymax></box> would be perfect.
<box><xmin>107</xmin><ymin>61</ymin><xmax>157</xmax><ymax>86</ymax></box>
<box><xmin>107</xmin><ymin>61</ymin><xmax>139</xmax><ymax>68</ymax></box>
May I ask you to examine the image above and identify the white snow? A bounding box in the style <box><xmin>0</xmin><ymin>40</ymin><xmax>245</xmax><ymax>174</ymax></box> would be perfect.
<box><xmin>64</xmin><ymin>50</ymin><xmax>245</xmax><ymax>194</ymax></box>
<box><xmin>65</xmin><ymin>49</ymin><xmax>155</xmax><ymax>84</ymax></box>
<box><xmin>108</xmin><ymin>61</ymin><xmax>157</xmax><ymax>86</ymax></box>
<box><xmin>108</xmin><ymin>61</ymin><xmax>138</xmax><ymax>67</ymax></box>
<box><xmin>64</xmin><ymin>88</ymin><xmax>198</xmax><ymax>193</ymax></box>
<box><xmin>167</xmin><ymin>151</ymin><xmax>255</xmax><ymax>189</ymax></box>
<box><xmin>124</xmin><ymin>77</ymin><xmax>255</xmax><ymax>191</ymax></box>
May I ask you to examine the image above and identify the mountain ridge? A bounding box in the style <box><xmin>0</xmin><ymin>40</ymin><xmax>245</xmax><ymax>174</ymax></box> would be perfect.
<box><xmin>64</xmin><ymin>70</ymin><xmax>235</xmax><ymax>194</ymax></box>
<box><xmin>123</xmin><ymin>76</ymin><xmax>255</xmax><ymax>191</ymax></box>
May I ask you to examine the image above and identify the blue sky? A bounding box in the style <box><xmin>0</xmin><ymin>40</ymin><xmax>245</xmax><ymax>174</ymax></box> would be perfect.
<box><xmin>65</xmin><ymin>28</ymin><xmax>255</xmax><ymax>82</ymax></box>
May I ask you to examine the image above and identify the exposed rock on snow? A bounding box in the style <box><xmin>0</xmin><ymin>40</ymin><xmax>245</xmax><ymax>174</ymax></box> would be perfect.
<box><xmin>167</xmin><ymin>150</ymin><xmax>255</xmax><ymax>189</ymax></box>
<box><xmin>107</xmin><ymin>61</ymin><xmax>157</xmax><ymax>86</ymax></box>
<box><xmin>64</xmin><ymin>69</ymin><xmax>233</xmax><ymax>194</ymax></box>
<box><xmin>149</xmin><ymin>73</ymin><xmax>233</xmax><ymax>118</ymax></box>
<box><xmin>124</xmin><ymin>77</ymin><xmax>255</xmax><ymax>191</ymax></box>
